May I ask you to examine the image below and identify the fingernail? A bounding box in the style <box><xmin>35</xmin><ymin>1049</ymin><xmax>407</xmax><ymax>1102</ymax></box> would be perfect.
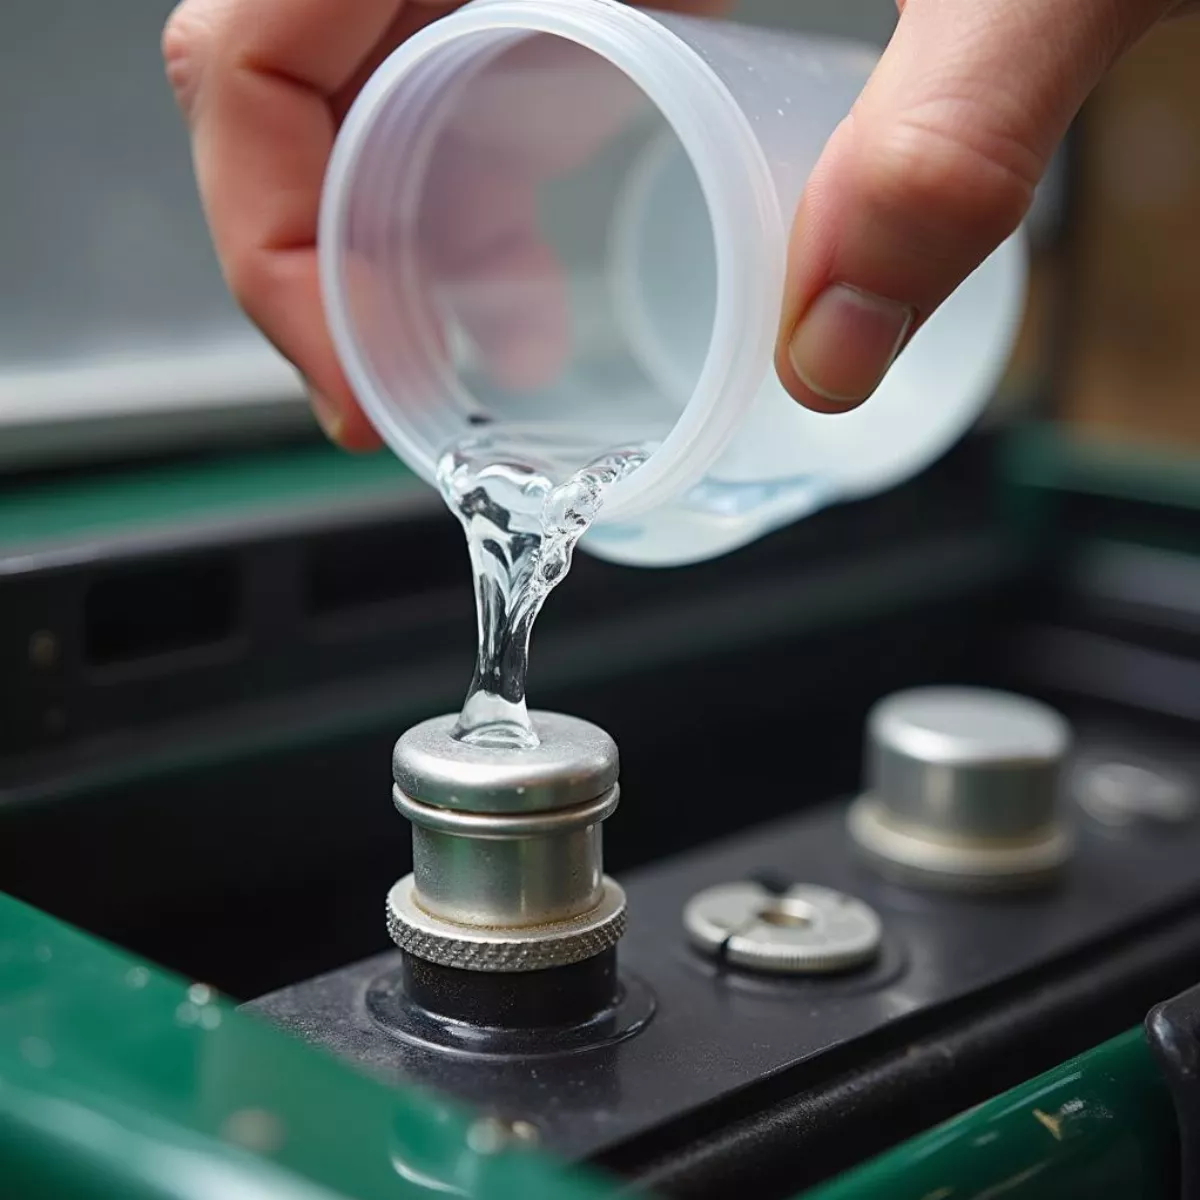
<box><xmin>309</xmin><ymin>389</ymin><xmax>345</xmax><ymax>445</ymax></box>
<box><xmin>788</xmin><ymin>284</ymin><xmax>914</xmax><ymax>406</ymax></box>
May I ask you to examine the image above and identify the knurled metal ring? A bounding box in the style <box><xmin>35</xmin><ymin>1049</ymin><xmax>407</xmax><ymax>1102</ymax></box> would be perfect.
<box><xmin>387</xmin><ymin>875</ymin><xmax>627</xmax><ymax>972</ymax></box>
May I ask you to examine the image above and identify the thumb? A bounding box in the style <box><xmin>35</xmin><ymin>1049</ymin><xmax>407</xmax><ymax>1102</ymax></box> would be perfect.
<box><xmin>776</xmin><ymin>0</ymin><xmax>1174</xmax><ymax>412</ymax></box>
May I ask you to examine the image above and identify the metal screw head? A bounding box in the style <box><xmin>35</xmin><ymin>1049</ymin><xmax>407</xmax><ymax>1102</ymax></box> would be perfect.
<box><xmin>683</xmin><ymin>883</ymin><xmax>882</xmax><ymax>975</ymax></box>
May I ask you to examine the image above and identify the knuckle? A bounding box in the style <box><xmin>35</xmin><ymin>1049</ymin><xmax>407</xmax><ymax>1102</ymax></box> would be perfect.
<box><xmin>161</xmin><ymin>1</ymin><xmax>219</xmax><ymax>119</ymax></box>
<box><xmin>221</xmin><ymin>249</ymin><xmax>271</xmax><ymax>316</ymax></box>
<box><xmin>859</xmin><ymin>111</ymin><xmax>1038</xmax><ymax>263</ymax></box>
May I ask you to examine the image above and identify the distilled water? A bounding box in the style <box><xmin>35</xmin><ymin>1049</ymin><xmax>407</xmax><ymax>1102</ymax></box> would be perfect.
<box><xmin>438</xmin><ymin>430</ymin><xmax>648</xmax><ymax>750</ymax></box>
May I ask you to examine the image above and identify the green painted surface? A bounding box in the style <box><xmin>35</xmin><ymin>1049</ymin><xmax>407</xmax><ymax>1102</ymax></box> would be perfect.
<box><xmin>0</xmin><ymin>443</ymin><xmax>420</xmax><ymax>551</ymax></box>
<box><xmin>4</xmin><ymin>420</ymin><xmax>1194</xmax><ymax>554</ymax></box>
<box><xmin>1000</xmin><ymin>422</ymin><xmax>1200</xmax><ymax>555</ymax></box>
<box><xmin>796</xmin><ymin>1028</ymin><xmax>1177</xmax><ymax>1200</ymax></box>
<box><xmin>1005</xmin><ymin>423</ymin><xmax>1200</xmax><ymax>511</ymax></box>
<box><xmin>0</xmin><ymin>891</ymin><xmax>612</xmax><ymax>1200</ymax></box>
<box><xmin>0</xmin><ymin>882</ymin><xmax>1180</xmax><ymax>1200</ymax></box>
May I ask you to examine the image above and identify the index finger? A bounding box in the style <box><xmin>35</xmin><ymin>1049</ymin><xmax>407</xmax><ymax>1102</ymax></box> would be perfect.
<box><xmin>166</xmin><ymin>0</ymin><xmax>731</xmax><ymax>448</ymax></box>
<box><xmin>164</xmin><ymin>0</ymin><xmax>438</xmax><ymax>447</ymax></box>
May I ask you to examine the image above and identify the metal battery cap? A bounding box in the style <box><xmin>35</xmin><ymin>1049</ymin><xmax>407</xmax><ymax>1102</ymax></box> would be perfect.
<box><xmin>849</xmin><ymin>686</ymin><xmax>1073</xmax><ymax>887</ymax></box>
<box><xmin>393</xmin><ymin>711</ymin><xmax>619</xmax><ymax>814</ymax></box>
<box><xmin>868</xmin><ymin>686</ymin><xmax>1069</xmax><ymax>839</ymax></box>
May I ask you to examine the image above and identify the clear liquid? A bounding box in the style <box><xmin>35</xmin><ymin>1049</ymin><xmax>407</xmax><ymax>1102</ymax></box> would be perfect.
<box><xmin>438</xmin><ymin>429</ymin><xmax>649</xmax><ymax>750</ymax></box>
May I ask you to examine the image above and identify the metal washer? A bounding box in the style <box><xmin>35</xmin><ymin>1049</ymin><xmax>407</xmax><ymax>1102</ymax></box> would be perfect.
<box><xmin>847</xmin><ymin>794</ymin><xmax>1074</xmax><ymax>890</ymax></box>
<box><xmin>684</xmin><ymin>882</ymin><xmax>882</xmax><ymax>975</ymax></box>
<box><xmin>387</xmin><ymin>874</ymin><xmax>627</xmax><ymax>973</ymax></box>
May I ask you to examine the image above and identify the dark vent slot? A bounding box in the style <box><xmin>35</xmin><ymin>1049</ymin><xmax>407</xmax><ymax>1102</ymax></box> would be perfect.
<box><xmin>303</xmin><ymin>519</ymin><xmax>466</xmax><ymax>618</ymax></box>
<box><xmin>85</xmin><ymin>554</ymin><xmax>240</xmax><ymax>667</ymax></box>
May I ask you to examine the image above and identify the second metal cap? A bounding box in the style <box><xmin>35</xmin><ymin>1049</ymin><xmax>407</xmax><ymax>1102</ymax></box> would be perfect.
<box><xmin>393</xmin><ymin>712</ymin><xmax>619</xmax><ymax>814</ymax></box>
<box><xmin>867</xmin><ymin>687</ymin><xmax>1070</xmax><ymax>840</ymax></box>
<box><xmin>849</xmin><ymin>687</ymin><xmax>1073</xmax><ymax>889</ymax></box>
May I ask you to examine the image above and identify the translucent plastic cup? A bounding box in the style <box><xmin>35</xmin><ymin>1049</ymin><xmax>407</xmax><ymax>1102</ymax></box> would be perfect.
<box><xmin>320</xmin><ymin>0</ymin><xmax>1026</xmax><ymax>566</ymax></box>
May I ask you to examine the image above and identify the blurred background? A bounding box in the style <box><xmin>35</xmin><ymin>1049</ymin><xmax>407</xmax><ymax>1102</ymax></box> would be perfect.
<box><xmin>1</xmin><ymin>1</ymin><xmax>1197</xmax><ymax>1000</ymax></box>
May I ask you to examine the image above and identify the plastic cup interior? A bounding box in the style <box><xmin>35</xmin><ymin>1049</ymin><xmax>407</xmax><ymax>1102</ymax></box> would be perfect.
<box><xmin>325</xmin><ymin>29</ymin><xmax>719</xmax><ymax>491</ymax></box>
<box><xmin>323</xmin><ymin>18</ymin><xmax>1025</xmax><ymax>554</ymax></box>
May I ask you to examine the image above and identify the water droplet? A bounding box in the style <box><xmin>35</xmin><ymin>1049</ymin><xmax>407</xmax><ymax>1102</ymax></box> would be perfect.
<box><xmin>33</xmin><ymin>945</ymin><xmax>52</xmax><ymax>963</ymax></box>
<box><xmin>199</xmin><ymin>1007</ymin><xmax>222</xmax><ymax>1031</ymax></box>
<box><xmin>125</xmin><ymin>966</ymin><xmax>150</xmax><ymax>989</ymax></box>
<box><xmin>175</xmin><ymin>1002</ymin><xmax>200</xmax><ymax>1026</ymax></box>
<box><xmin>188</xmin><ymin>983</ymin><xmax>214</xmax><ymax>1006</ymax></box>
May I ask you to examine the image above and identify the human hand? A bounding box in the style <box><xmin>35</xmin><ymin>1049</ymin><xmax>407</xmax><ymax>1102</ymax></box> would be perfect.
<box><xmin>775</xmin><ymin>0</ymin><xmax>1198</xmax><ymax>413</ymax></box>
<box><xmin>167</xmin><ymin>0</ymin><xmax>1193</xmax><ymax>446</ymax></box>
<box><xmin>163</xmin><ymin>0</ymin><xmax>727</xmax><ymax>450</ymax></box>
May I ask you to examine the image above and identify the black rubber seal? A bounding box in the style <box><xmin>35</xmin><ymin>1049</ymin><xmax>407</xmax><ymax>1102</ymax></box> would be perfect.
<box><xmin>401</xmin><ymin>948</ymin><xmax>618</xmax><ymax>1029</ymax></box>
<box><xmin>365</xmin><ymin>949</ymin><xmax>654</xmax><ymax>1058</ymax></box>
